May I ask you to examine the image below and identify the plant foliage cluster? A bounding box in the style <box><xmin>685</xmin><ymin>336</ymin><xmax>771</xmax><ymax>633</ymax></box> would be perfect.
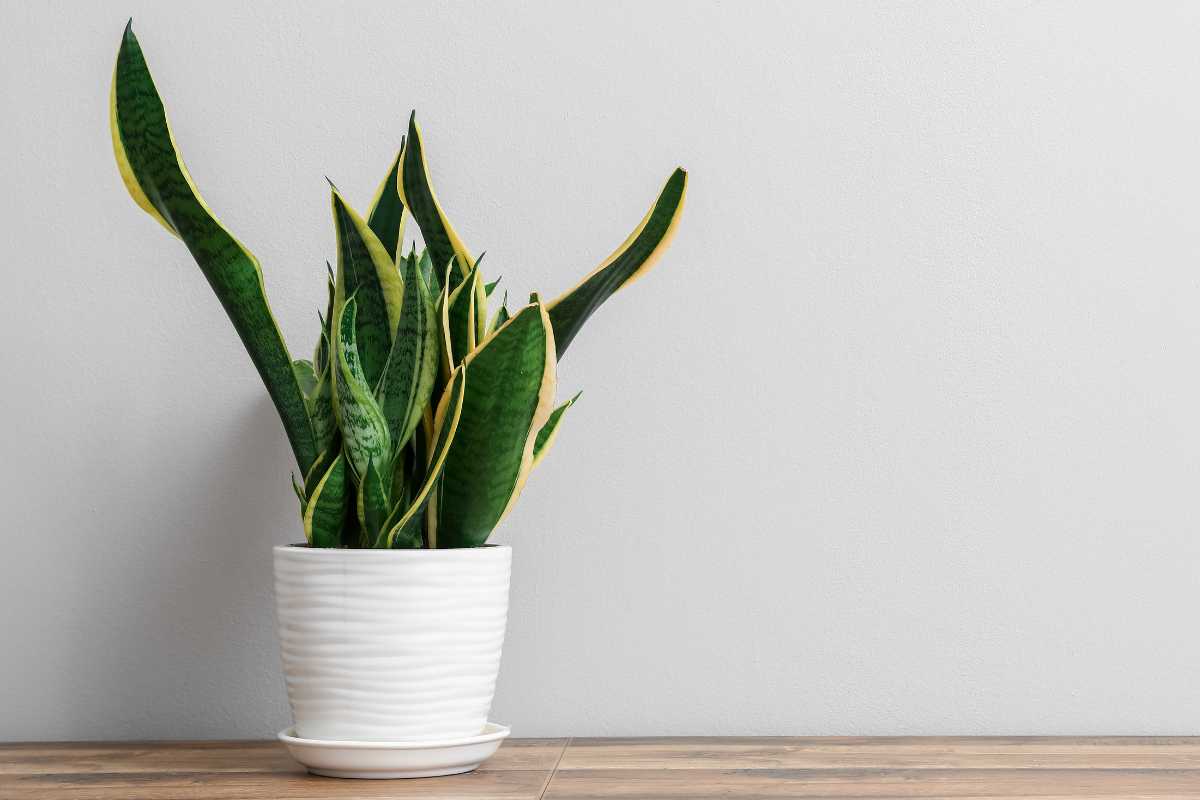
<box><xmin>111</xmin><ymin>23</ymin><xmax>686</xmax><ymax>547</ymax></box>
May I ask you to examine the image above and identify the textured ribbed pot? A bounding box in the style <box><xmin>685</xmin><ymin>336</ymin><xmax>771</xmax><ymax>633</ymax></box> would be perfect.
<box><xmin>274</xmin><ymin>545</ymin><xmax>511</xmax><ymax>742</ymax></box>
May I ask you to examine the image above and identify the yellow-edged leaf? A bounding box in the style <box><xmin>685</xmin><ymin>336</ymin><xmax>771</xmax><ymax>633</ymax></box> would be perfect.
<box><xmin>547</xmin><ymin>168</ymin><xmax>687</xmax><ymax>358</ymax></box>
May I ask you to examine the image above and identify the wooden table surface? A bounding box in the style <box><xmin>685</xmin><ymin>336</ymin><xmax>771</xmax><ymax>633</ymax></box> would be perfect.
<box><xmin>4</xmin><ymin>737</ymin><xmax>1200</xmax><ymax>798</ymax></box>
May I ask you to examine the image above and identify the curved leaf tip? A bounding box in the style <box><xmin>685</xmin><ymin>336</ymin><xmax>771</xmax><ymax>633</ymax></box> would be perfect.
<box><xmin>546</xmin><ymin>167</ymin><xmax>687</xmax><ymax>359</ymax></box>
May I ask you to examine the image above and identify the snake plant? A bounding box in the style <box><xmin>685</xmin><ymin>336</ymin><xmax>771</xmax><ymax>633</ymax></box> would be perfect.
<box><xmin>110</xmin><ymin>23</ymin><xmax>686</xmax><ymax>548</ymax></box>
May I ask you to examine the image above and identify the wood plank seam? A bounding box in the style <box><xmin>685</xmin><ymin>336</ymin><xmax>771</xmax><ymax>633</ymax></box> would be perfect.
<box><xmin>538</xmin><ymin>736</ymin><xmax>571</xmax><ymax>799</ymax></box>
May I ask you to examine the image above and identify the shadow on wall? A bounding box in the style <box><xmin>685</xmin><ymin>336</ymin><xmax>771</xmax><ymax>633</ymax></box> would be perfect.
<box><xmin>68</xmin><ymin>396</ymin><xmax>293</xmax><ymax>739</ymax></box>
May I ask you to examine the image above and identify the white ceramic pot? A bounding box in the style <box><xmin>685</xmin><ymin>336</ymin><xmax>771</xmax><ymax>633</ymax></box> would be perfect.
<box><xmin>273</xmin><ymin>544</ymin><xmax>511</xmax><ymax>742</ymax></box>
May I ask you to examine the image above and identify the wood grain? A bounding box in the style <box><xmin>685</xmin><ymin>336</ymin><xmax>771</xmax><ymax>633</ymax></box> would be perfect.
<box><xmin>2</xmin><ymin>737</ymin><xmax>1198</xmax><ymax>799</ymax></box>
<box><xmin>0</xmin><ymin>739</ymin><xmax>565</xmax><ymax>800</ymax></box>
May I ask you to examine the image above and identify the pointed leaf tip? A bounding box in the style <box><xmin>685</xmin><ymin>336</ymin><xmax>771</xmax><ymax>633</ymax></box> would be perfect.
<box><xmin>111</xmin><ymin>25</ymin><xmax>319</xmax><ymax>472</ymax></box>
<box><xmin>545</xmin><ymin>167</ymin><xmax>687</xmax><ymax>359</ymax></box>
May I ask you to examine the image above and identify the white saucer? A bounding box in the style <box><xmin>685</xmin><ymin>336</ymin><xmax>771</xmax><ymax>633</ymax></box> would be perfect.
<box><xmin>278</xmin><ymin>722</ymin><xmax>511</xmax><ymax>779</ymax></box>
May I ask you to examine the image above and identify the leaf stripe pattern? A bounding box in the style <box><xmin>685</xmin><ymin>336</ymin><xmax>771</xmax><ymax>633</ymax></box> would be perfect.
<box><xmin>356</xmin><ymin>457</ymin><xmax>389</xmax><ymax>547</ymax></box>
<box><xmin>377</xmin><ymin>252</ymin><xmax>439</xmax><ymax>451</ymax></box>
<box><xmin>332</xmin><ymin>298</ymin><xmax>392</xmax><ymax>478</ymax></box>
<box><xmin>303</xmin><ymin>453</ymin><xmax>347</xmax><ymax>548</ymax></box>
<box><xmin>436</xmin><ymin>304</ymin><xmax>556</xmax><ymax>548</ymax></box>
<box><xmin>446</xmin><ymin>264</ymin><xmax>479</xmax><ymax>365</ymax></box>
<box><xmin>111</xmin><ymin>22</ymin><xmax>317</xmax><ymax>472</ymax></box>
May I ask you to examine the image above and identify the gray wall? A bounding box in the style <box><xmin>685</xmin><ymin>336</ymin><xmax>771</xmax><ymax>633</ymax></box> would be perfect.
<box><xmin>4</xmin><ymin>0</ymin><xmax>1200</xmax><ymax>740</ymax></box>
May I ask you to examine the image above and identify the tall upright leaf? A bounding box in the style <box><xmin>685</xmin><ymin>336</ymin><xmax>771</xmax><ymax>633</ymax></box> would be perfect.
<box><xmin>376</xmin><ymin>252</ymin><xmax>439</xmax><ymax>450</ymax></box>
<box><xmin>332</xmin><ymin>298</ymin><xmax>392</xmax><ymax>478</ymax></box>
<box><xmin>547</xmin><ymin>168</ymin><xmax>687</xmax><ymax>359</ymax></box>
<box><xmin>331</xmin><ymin>189</ymin><xmax>403</xmax><ymax>389</ymax></box>
<box><xmin>446</xmin><ymin>264</ymin><xmax>480</xmax><ymax>365</ymax></box>
<box><xmin>111</xmin><ymin>22</ymin><xmax>317</xmax><ymax>472</ymax></box>
<box><xmin>398</xmin><ymin>112</ymin><xmax>487</xmax><ymax>337</ymax></box>
<box><xmin>382</xmin><ymin>365</ymin><xmax>466</xmax><ymax>548</ymax></box>
<box><xmin>437</xmin><ymin>303</ymin><xmax>556</xmax><ymax>548</ymax></box>
<box><xmin>366</xmin><ymin>144</ymin><xmax>405</xmax><ymax>262</ymax></box>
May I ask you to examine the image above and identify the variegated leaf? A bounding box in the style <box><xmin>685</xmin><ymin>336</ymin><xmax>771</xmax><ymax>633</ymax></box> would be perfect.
<box><xmin>547</xmin><ymin>168</ymin><xmax>687</xmax><ymax>359</ymax></box>
<box><xmin>111</xmin><ymin>23</ymin><xmax>317</xmax><ymax>472</ymax></box>
<box><xmin>313</xmin><ymin>268</ymin><xmax>334</xmax><ymax>374</ymax></box>
<box><xmin>398</xmin><ymin>112</ymin><xmax>487</xmax><ymax>336</ymax></box>
<box><xmin>382</xmin><ymin>365</ymin><xmax>466</xmax><ymax>548</ymax></box>
<box><xmin>366</xmin><ymin>144</ymin><xmax>405</xmax><ymax>262</ymax></box>
<box><xmin>376</xmin><ymin>251</ymin><xmax>439</xmax><ymax>451</ymax></box>
<box><xmin>307</xmin><ymin>370</ymin><xmax>336</xmax><ymax>455</ymax></box>
<box><xmin>332</xmin><ymin>297</ymin><xmax>392</xmax><ymax>478</ymax></box>
<box><xmin>533</xmin><ymin>391</ymin><xmax>581</xmax><ymax>468</ymax></box>
<box><xmin>356</xmin><ymin>456</ymin><xmax>390</xmax><ymax>547</ymax></box>
<box><xmin>436</xmin><ymin>273</ymin><xmax>453</xmax><ymax>378</ymax></box>
<box><xmin>331</xmin><ymin>189</ymin><xmax>403</xmax><ymax>389</ymax></box>
<box><xmin>446</xmin><ymin>263</ymin><xmax>480</xmax><ymax>366</ymax></box>
<box><xmin>436</xmin><ymin>303</ymin><xmax>556</xmax><ymax>548</ymax></box>
<box><xmin>303</xmin><ymin>445</ymin><xmax>337</xmax><ymax>498</ymax></box>
<box><xmin>489</xmin><ymin>293</ymin><xmax>510</xmax><ymax>334</ymax></box>
<box><xmin>290</xmin><ymin>472</ymin><xmax>306</xmax><ymax>514</ymax></box>
<box><xmin>303</xmin><ymin>452</ymin><xmax>347</xmax><ymax>548</ymax></box>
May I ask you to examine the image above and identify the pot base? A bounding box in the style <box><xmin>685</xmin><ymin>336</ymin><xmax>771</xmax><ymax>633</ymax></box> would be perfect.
<box><xmin>278</xmin><ymin>722</ymin><xmax>511</xmax><ymax>779</ymax></box>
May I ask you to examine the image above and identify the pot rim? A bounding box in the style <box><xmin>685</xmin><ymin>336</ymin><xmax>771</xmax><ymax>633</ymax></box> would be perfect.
<box><xmin>275</xmin><ymin>543</ymin><xmax>509</xmax><ymax>556</ymax></box>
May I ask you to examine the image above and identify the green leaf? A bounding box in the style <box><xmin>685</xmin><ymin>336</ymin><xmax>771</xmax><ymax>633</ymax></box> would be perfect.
<box><xmin>533</xmin><ymin>391</ymin><xmax>581</xmax><ymax>468</ymax></box>
<box><xmin>485</xmin><ymin>277</ymin><xmax>501</xmax><ymax>296</ymax></box>
<box><xmin>382</xmin><ymin>365</ymin><xmax>467</xmax><ymax>548</ymax></box>
<box><xmin>356</xmin><ymin>456</ymin><xmax>390</xmax><ymax>547</ymax></box>
<box><xmin>398</xmin><ymin>113</ymin><xmax>473</xmax><ymax>290</ymax></box>
<box><xmin>303</xmin><ymin>452</ymin><xmax>347</xmax><ymax>548</ymax></box>
<box><xmin>367</xmin><ymin>144</ymin><xmax>406</xmax><ymax>262</ymax></box>
<box><xmin>307</xmin><ymin>370</ymin><xmax>337</xmax><ymax>455</ymax></box>
<box><xmin>332</xmin><ymin>297</ymin><xmax>392</xmax><ymax>478</ymax></box>
<box><xmin>303</xmin><ymin>445</ymin><xmax>338</xmax><ymax>498</ymax></box>
<box><xmin>399</xmin><ymin>112</ymin><xmax>487</xmax><ymax>336</ymax></box>
<box><xmin>292</xmin><ymin>360</ymin><xmax>317</xmax><ymax>397</ymax></box>
<box><xmin>547</xmin><ymin>168</ymin><xmax>687</xmax><ymax>359</ymax></box>
<box><xmin>417</xmin><ymin>248</ymin><xmax>435</xmax><ymax>292</ymax></box>
<box><xmin>435</xmin><ymin>274</ymin><xmax>454</xmax><ymax>378</ymax></box>
<box><xmin>313</xmin><ymin>268</ymin><xmax>334</xmax><ymax>374</ymax></box>
<box><xmin>446</xmin><ymin>263</ymin><xmax>480</xmax><ymax>365</ymax></box>
<box><xmin>489</xmin><ymin>293</ymin><xmax>510</xmax><ymax>334</ymax></box>
<box><xmin>376</xmin><ymin>251</ymin><xmax>439</xmax><ymax>451</ymax></box>
<box><xmin>290</xmin><ymin>472</ymin><xmax>306</xmax><ymax>513</ymax></box>
<box><xmin>331</xmin><ymin>189</ymin><xmax>404</xmax><ymax>389</ymax></box>
<box><xmin>296</xmin><ymin>358</ymin><xmax>337</xmax><ymax>455</ymax></box>
<box><xmin>111</xmin><ymin>23</ymin><xmax>317</xmax><ymax>473</ymax></box>
<box><xmin>436</xmin><ymin>303</ymin><xmax>557</xmax><ymax>548</ymax></box>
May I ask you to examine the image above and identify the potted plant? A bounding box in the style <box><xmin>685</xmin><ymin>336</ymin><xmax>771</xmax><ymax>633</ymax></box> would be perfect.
<box><xmin>110</xmin><ymin>22</ymin><xmax>686</xmax><ymax>778</ymax></box>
